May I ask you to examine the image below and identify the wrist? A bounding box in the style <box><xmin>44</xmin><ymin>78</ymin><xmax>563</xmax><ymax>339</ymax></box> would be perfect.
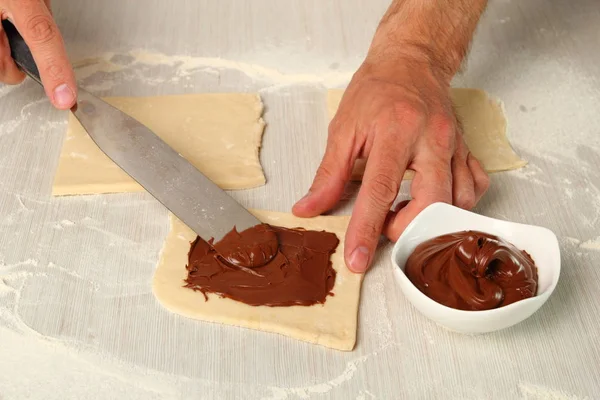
<box><xmin>367</xmin><ymin>27</ymin><xmax>459</xmax><ymax>84</ymax></box>
<box><xmin>367</xmin><ymin>0</ymin><xmax>487</xmax><ymax>83</ymax></box>
<box><xmin>362</xmin><ymin>43</ymin><xmax>453</xmax><ymax>88</ymax></box>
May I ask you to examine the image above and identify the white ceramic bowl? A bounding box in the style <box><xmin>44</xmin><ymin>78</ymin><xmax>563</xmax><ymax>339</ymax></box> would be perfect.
<box><xmin>391</xmin><ymin>202</ymin><xmax>560</xmax><ymax>334</ymax></box>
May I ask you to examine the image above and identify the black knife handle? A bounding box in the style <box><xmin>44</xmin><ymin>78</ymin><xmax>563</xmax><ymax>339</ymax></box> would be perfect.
<box><xmin>2</xmin><ymin>19</ymin><xmax>42</xmax><ymax>83</ymax></box>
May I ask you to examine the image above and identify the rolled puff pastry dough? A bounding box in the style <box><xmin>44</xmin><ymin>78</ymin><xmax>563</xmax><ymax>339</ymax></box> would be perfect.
<box><xmin>152</xmin><ymin>210</ymin><xmax>363</xmax><ymax>351</ymax></box>
<box><xmin>53</xmin><ymin>94</ymin><xmax>266</xmax><ymax>195</ymax></box>
<box><xmin>327</xmin><ymin>88</ymin><xmax>527</xmax><ymax>180</ymax></box>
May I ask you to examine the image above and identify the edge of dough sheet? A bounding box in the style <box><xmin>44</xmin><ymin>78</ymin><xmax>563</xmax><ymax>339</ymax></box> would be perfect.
<box><xmin>327</xmin><ymin>88</ymin><xmax>528</xmax><ymax>181</ymax></box>
<box><xmin>491</xmin><ymin>94</ymin><xmax>528</xmax><ymax>172</ymax></box>
<box><xmin>51</xmin><ymin>93</ymin><xmax>267</xmax><ymax>196</ymax></box>
<box><xmin>152</xmin><ymin>210</ymin><xmax>363</xmax><ymax>352</ymax></box>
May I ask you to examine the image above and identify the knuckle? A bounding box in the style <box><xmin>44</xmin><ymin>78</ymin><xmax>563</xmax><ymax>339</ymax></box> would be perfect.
<box><xmin>367</xmin><ymin>173</ymin><xmax>400</xmax><ymax>209</ymax></box>
<box><xmin>391</xmin><ymin>100</ymin><xmax>426</xmax><ymax>129</ymax></box>
<box><xmin>25</xmin><ymin>14</ymin><xmax>56</xmax><ymax>45</ymax></box>
<box><xmin>311</xmin><ymin>163</ymin><xmax>338</xmax><ymax>189</ymax></box>
<box><xmin>316</xmin><ymin>163</ymin><xmax>335</xmax><ymax>181</ymax></box>
<box><xmin>455</xmin><ymin>191</ymin><xmax>476</xmax><ymax>210</ymax></box>
<box><xmin>455</xmin><ymin>138</ymin><xmax>470</xmax><ymax>159</ymax></box>
<box><xmin>326</xmin><ymin>119</ymin><xmax>349</xmax><ymax>150</ymax></box>
<box><xmin>328</xmin><ymin>116</ymin><xmax>341</xmax><ymax>134</ymax></box>
<box><xmin>327</xmin><ymin>122</ymin><xmax>337</xmax><ymax>138</ymax></box>
<box><xmin>356</xmin><ymin>219</ymin><xmax>380</xmax><ymax>244</ymax></box>
<box><xmin>328</xmin><ymin>114</ymin><xmax>348</xmax><ymax>138</ymax></box>
<box><xmin>478</xmin><ymin>173</ymin><xmax>491</xmax><ymax>192</ymax></box>
<box><xmin>430</xmin><ymin>160</ymin><xmax>452</xmax><ymax>184</ymax></box>
<box><xmin>420</xmin><ymin>170</ymin><xmax>452</xmax><ymax>202</ymax></box>
<box><xmin>43</xmin><ymin>59</ymin><xmax>65</xmax><ymax>79</ymax></box>
<box><xmin>385</xmin><ymin>224</ymin><xmax>403</xmax><ymax>242</ymax></box>
<box><xmin>430</xmin><ymin>113</ymin><xmax>456</xmax><ymax>153</ymax></box>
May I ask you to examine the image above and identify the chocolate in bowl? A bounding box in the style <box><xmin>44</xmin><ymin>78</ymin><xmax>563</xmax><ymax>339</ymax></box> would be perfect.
<box><xmin>404</xmin><ymin>231</ymin><xmax>538</xmax><ymax>311</ymax></box>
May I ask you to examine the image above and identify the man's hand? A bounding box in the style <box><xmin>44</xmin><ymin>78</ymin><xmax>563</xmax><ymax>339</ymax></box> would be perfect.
<box><xmin>293</xmin><ymin>0</ymin><xmax>490</xmax><ymax>273</ymax></box>
<box><xmin>0</xmin><ymin>0</ymin><xmax>76</xmax><ymax>109</ymax></box>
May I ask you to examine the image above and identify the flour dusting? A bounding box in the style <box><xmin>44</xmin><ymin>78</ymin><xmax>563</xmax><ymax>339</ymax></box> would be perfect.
<box><xmin>563</xmin><ymin>237</ymin><xmax>581</xmax><ymax>246</ymax></box>
<box><xmin>579</xmin><ymin>236</ymin><xmax>600</xmax><ymax>250</ymax></box>
<box><xmin>265</xmin><ymin>354</ymin><xmax>369</xmax><ymax>400</ymax></box>
<box><xmin>73</xmin><ymin>49</ymin><xmax>354</xmax><ymax>94</ymax></box>
<box><xmin>519</xmin><ymin>382</ymin><xmax>588</xmax><ymax>400</ymax></box>
<box><xmin>0</xmin><ymin>84</ymin><xmax>18</xmax><ymax>99</ymax></box>
<box><xmin>0</xmin><ymin>97</ymin><xmax>47</xmax><ymax>138</ymax></box>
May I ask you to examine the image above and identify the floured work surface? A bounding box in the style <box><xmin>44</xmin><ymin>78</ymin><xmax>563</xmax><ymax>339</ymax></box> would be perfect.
<box><xmin>327</xmin><ymin>88</ymin><xmax>527</xmax><ymax>180</ymax></box>
<box><xmin>53</xmin><ymin>93</ymin><xmax>266</xmax><ymax>195</ymax></box>
<box><xmin>153</xmin><ymin>210</ymin><xmax>362</xmax><ymax>351</ymax></box>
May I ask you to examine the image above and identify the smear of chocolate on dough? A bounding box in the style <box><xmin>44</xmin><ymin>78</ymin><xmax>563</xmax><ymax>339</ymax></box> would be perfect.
<box><xmin>184</xmin><ymin>224</ymin><xmax>340</xmax><ymax>307</ymax></box>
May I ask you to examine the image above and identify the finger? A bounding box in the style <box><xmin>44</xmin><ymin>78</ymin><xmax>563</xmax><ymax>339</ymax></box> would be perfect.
<box><xmin>44</xmin><ymin>0</ymin><xmax>53</xmax><ymax>15</ymax></box>
<box><xmin>393</xmin><ymin>199</ymin><xmax>410</xmax><ymax>213</ymax></box>
<box><xmin>383</xmin><ymin>199</ymin><xmax>410</xmax><ymax>227</ymax></box>
<box><xmin>467</xmin><ymin>152</ymin><xmax>490</xmax><ymax>202</ymax></box>
<box><xmin>451</xmin><ymin>142</ymin><xmax>476</xmax><ymax>210</ymax></box>
<box><xmin>292</xmin><ymin>118</ymin><xmax>356</xmax><ymax>217</ymax></box>
<box><xmin>384</xmin><ymin>157</ymin><xmax>453</xmax><ymax>242</ymax></box>
<box><xmin>10</xmin><ymin>1</ymin><xmax>76</xmax><ymax>109</ymax></box>
<box><xmin>0</xmin><ymin>23</ymin><xmax>26</xmax><ymax>84</ymax></box>
<box><xmin>345</xmin><ymin>136</ymin><xmax>409</xmax><ymax>273</ymax></box>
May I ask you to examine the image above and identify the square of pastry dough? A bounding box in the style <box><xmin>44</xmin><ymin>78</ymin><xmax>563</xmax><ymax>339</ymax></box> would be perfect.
<box><xmin>53</xmin><ymin>93</ymin><xmax>266</xmax><ymax>195</ymax></box>
<box><xmin>152</xmin><ymin>210</ymin><xmax>363</xmax><ymax>351</ymax></box>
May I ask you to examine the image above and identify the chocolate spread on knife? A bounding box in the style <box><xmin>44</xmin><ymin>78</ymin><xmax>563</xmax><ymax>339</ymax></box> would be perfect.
<box><xmin>405</xmin><ymin>231</ymin><xmax>538</xmax><ymax>311</ymax></box>
<box><xmin>184</xmin><ymin>224</ymin><xmax>340</xmax><ymax>307</ymax></box>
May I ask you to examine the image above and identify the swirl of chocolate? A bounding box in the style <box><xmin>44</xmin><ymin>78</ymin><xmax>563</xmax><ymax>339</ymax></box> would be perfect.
<box><xmin>212</xmin><ymin>224</ymin><xmax>279</xmax><ymax>268</ymax></box>
<box><xmin>405</xmin><ymin>231</ymin><xmax>538</xmax><ymax>311</ymax></box>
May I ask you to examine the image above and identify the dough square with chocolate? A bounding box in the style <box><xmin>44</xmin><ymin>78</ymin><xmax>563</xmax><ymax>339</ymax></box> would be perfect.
<box><xmin>152</xmin><ymin>210</ymin><xmax>363</xmax><ymax>351</ymax></box>
<box><xmin>53</xmin><ymin>93</ymin><xmax>266</xmax><ymax>196</ymax></box>
<box><xmin>327</xmin><ymin>88</ymin><xmax>527</xmax><ymax>180</ymax></box>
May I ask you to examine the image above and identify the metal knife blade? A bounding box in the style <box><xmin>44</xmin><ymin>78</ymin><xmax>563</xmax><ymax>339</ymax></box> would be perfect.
<box><xmin>3</xmin><ymin>19</ymin><xmax>261</xmax><ymax>242</ymax></box>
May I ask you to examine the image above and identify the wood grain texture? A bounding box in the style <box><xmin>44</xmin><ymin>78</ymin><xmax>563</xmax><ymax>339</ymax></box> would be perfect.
<box><xmin>1</xmin><ymin>0</ymin><xmax>599</xmax><ymax>398</ymax></box>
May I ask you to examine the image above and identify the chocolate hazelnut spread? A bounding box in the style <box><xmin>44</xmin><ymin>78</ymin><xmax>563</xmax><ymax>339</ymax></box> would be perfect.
<box><xmin>405</xmin><ymin>231</ymin><xmax>538</xmax><ymax>311</ymax></box>
<box><xmin>184</xmin><ymin>224</ymin><xmax>340</xmax><ymax>307</ymax></box>
<box><xmin>212</xmin><ymin>224</ymin><xmax>279</xmax><ymax>268</ymax></box>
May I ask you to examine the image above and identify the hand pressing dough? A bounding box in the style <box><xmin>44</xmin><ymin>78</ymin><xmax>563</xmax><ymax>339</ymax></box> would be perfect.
<box><xmin>152</xmin><ymin>210</ymin><xmax>362</xmax><ymax>351</ymax></box>
<box><xmin>327</xmin><ymin>88</ymin><xmax>527</xmax><ymax>180</ymax></box>
<box><xmin>52</xmin><ymin>94</ymin><xmax>266</xmax><ymax>196</ymax></box>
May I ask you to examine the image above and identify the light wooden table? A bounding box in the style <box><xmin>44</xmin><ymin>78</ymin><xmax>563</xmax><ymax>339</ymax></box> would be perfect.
<box><xmin>1</xmin><ymin>1</ymin><xmax>599</xmax><ymax>398</ymax></box>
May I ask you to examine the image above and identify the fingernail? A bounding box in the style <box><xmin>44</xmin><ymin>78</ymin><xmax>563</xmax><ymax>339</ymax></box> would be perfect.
<box><xmin>53</xmin><ymin>84</ymin><xmax>75</xmax><ymax>108</ymax></box>
<box><xmin>348</xmin><ymin>246</ymin><xmax>370</xmax><ymax>273</ymax></box>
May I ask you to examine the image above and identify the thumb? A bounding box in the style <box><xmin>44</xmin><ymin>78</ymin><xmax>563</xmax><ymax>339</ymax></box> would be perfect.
<box><xmin>293</xmin><ymin>126</ymin><xmax>355</xmax><ymax>217</ymax></box>
<box><xmin>0</xmin><ymin>23</ymin><xmax>26</xmax><ymax>84</ymax></box>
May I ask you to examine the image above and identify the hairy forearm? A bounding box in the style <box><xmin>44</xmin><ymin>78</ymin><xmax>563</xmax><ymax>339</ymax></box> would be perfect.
<box><xmin>368</xmin><ymin>0</ymin><xmax>488</xmax><ymax>80</ymax></box>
